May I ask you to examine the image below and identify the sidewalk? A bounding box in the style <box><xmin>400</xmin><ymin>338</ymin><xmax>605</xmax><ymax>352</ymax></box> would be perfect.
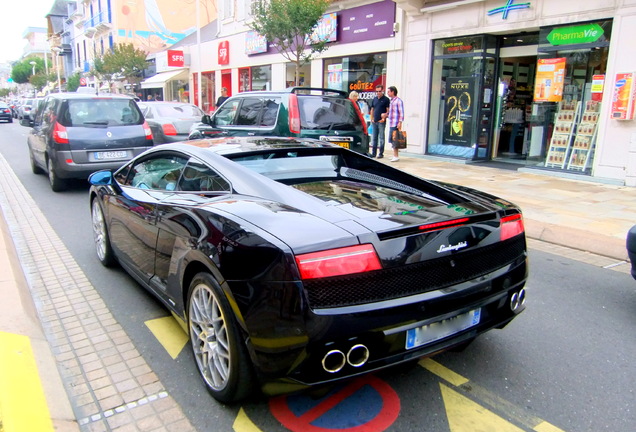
<box><xmin>0</xmin><ymin>152</ymin><xmax>633</xmax><ymax>431</ymax></box>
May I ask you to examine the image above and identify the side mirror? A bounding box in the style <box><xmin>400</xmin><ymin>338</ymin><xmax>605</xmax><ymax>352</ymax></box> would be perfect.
<box><xmin>201</xmin><ymin>114</ymin><xmax>211</xmax><ymax>125</ymax></box>
<box><xmin>88</xmin><ymin>170</ymin><xmax>114</xmax><ymax>186</ymax></box>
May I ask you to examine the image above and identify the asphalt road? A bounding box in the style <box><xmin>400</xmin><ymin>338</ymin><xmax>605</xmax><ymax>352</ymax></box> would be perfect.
<box><xmin>1</xmin><ymin>120</ymin><xmax>635</xmax><ymax>432</ymax></box>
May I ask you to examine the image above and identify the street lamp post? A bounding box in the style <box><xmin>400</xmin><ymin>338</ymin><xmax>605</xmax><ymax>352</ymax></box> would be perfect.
<box><xmin>52</xmin><ymin>47</ymin><xmax>62</xmax><ymax>93</ymax></box>
<box><xmin>29</xmin><ymin>61</ymin><xmax>37</xmax><ymax>96</ymax></box>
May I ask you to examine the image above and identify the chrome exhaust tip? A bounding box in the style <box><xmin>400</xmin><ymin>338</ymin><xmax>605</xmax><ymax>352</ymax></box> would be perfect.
<box><xmin>322</xmin><ymin>350</ymin><xmax>346</xmax><ymax>373</ymax></box>
<box><xmin>347</xmin><ymin>344</ymin><xmax>369</xmax><ymax>367</ymax></box>
<box><xmin>510</xmin><ymin>288</ymin><xmax>526</xmax><ymax>312</ymax></box>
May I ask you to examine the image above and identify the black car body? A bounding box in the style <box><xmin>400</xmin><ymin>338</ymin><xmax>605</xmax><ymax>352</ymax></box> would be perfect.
<box><xmin>89</xmin><ymin>137</ymin><xmax>528</xmax><ymax>402</ymax></box>
<box><xmin>188</xmin><ymin>87</ymin><xmax>369</xmax><ymax>155</ymax></box>
<box><xmin>138</xmin><ymin>101</ymin><xmax>205</xmax><ymax>144</ymax></box>
<box><xmin>22</xmin><ymin>93</ymin><xmax>154</xmax><ymax>191</ymax></box>
<box><xmin>0</xmin><ymin>102</ymin><xmax>13</xmax><ymax>123</ymax></box>
<box><xmin>627</xmin><ymin>225</ymin><xmax>636</xmax><ymax>279</ymax></box>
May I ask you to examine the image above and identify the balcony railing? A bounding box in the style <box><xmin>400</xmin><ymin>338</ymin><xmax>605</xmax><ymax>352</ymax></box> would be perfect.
<box><xmin>83</xmin><ymin>10</ymin><xmax>112</xmax><ymax>33</ymax></box>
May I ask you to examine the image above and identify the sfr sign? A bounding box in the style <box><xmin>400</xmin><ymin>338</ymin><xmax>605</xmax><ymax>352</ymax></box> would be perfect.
<box><xmin>167</xmin><ymin>50</ymin><xmax>185</xmax><ymax>67</ymax></box>
<box><xmin>218</xmin><ymin>41</ymin><xmax>230</xmax><ymax>65</ymax></box>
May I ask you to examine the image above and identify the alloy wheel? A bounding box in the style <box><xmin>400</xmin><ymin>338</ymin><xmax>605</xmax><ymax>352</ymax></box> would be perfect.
<box><xmin>189</xmin><ymin>282</ymin><xmax>231</xmax><ymax>391</ymax></box>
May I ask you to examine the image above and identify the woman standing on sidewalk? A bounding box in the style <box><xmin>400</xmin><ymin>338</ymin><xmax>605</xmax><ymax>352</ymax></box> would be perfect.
<box><xmin>386</xmin><ymin>86</ymin><xmax>404</xmax><ymax>162</ymax></box>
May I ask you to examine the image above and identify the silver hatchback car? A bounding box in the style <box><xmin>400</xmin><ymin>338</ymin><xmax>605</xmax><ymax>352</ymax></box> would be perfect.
<box><xmin>21</xmin><ymin>93</ymin><xmax>154</xmax><ymax>191</ymax></box>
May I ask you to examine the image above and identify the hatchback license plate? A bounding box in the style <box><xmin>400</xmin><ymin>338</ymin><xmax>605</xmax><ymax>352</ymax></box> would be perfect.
<box><xmin>94</xmin><ymin>151</ymin><xmax>128</xmax><ymax>160</ymax></box>
<box><xmin>405</xmin><ymin>308</ymin><xmax>481</xmax><ymax>349</ymax></box>
<box><xmin>334</xmin><ymin>142</ymin><xmax>350</xmax><ymax>149</ymax></box>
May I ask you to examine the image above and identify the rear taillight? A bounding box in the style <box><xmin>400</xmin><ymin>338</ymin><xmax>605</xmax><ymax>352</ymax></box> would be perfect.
<box><xmin>162</xmin><ymin>124</ymin><xmax>177</xmax><ymax>135</ymax></box>
<box><xmin>418</xmin><ymin>217</ymin><xmax>470</xmax><ymax>234</ymax></box>
<box><xmin>350</xmin><ymin>99</ymin><xmax>368</xmax><ymax>135</ymax></box>
<box><xmin>53</xmin><ymin>122</ymin><xmax>69</xmax><ymax>144</ymax></box>
<box><xmin>288</xmin><ymin>93</ymin><xmax>301</xmax><ymax>134</ymax></box>
<box><xmin>295</xmin><ymin>244</ymin><xmax>382</xmax><ymax>280</ymax></box>
<box><xmin>143</xmin><ymin>121</ymin><xmax>153</xmax><ymax>140</ymax></box>
<box><xmin>501</xmin><ymin>214</ymin><xmax>524</xmax><ymax>241</ymax></box>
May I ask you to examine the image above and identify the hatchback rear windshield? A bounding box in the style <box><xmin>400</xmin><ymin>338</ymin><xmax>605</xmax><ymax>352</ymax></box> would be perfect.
<box><xmin>59</xmin><ymin>99</ymin><xmax>144</xmax><ymax>127</ymax></box>
<box><xmin>299</xmin><ymin>96</ymin><xmax>361</xmax><ymax>131</ymax></box>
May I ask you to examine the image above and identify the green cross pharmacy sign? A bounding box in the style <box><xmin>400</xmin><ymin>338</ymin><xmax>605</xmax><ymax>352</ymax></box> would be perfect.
<box><xmin>547</xmin><ymin>23</ymin><xmax>604</xmax><ymax>46</ymax></box>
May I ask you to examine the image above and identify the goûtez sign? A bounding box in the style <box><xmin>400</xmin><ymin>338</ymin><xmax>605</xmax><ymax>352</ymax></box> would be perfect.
<box><xmin>547</xmin><ymin>23</ymin><xmax>604</xmax><ymax>46</ymax></box>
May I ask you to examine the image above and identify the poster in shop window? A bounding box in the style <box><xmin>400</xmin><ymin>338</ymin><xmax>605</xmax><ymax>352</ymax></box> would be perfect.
<box><xmin>443</xmin><ymin>77</ymin><xmax>475</xmax><ymax>146</ymax></box>
<box><xmin>534</xmin><ymin>58</ymin><xmax>566</xmax><ymax>102</ymax></box>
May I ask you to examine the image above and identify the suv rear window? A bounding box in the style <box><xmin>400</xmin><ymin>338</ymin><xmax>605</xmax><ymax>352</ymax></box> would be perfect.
<box><xmin>59</xmin><ymin>99</ymin><xmax>143</xmax><ymax>127</ymax></box>
<box><xmin>299</xmin><ymin>96</ymin><xmax>361</xmax><ymax>131</ymax></box>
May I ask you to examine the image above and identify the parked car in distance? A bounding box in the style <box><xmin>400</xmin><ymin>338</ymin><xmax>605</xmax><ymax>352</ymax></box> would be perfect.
<box><xmin>0</xmin><ymin>102</ymin><xmax>13</xmax><ymax>123</ymax></box>
<box><xmin>188</xmin><ymin>87</ymin><xmax>369</xmax><ymax>155</ymax></box>
<box><xmin>17</xmin><ymin>97</ymin><xmax>42</xmax><ymax>120</ymax></box>
<box><xmin>627</xmin><ymin>225</ymin><xmax>636</xmax><ymax>280</ymax></box>
<box><xmin>21</xmin><ymin>93</ymin><xmax>154</xmax><ymax>191</ymax></box>
<box><xmin>88</xmin><ymin>136</ymin><xmax>528</xmax><ymax>403</ymax></box>
<box><xmin>137</xmin><ymin>101</ymin><xmax>205</xmax><ymax>144</ymax></box>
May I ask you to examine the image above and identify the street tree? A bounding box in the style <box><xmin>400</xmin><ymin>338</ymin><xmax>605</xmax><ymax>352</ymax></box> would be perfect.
<box><xmin>90</xmin><ymin>43</ymin><xmax>148</xmax><ymax>91</ymax></box>
<box><xmin>66</xmin><ymin>73</ymin><xmax>81</xmax><ymax>92</ymax></box>
<box><xmin>29</xmin><ymin>72</ymin><xmax>54</xmax><ymax>93</ymax></box>
<box><xmin>10</xmin><ymin>57</ymin><xmax>45</xmax><ymax>85</ymax></box>
<box><xmin>249</xmin><ymin>0</ymin><xmax>331</xmax><ymax>86</ymax></box>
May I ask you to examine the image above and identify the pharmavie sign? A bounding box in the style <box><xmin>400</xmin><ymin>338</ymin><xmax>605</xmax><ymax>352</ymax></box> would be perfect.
<box><xmin>547</xmin><ymin>23</ymin><xmax>604</xmax><ymax>46</ymax></box>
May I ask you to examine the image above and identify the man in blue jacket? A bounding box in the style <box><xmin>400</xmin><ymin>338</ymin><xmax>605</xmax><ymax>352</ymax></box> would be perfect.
<box><xmin>369</xmin><ymin>85</ymin><xmax>391</xmax><ymax>158</ymax></box>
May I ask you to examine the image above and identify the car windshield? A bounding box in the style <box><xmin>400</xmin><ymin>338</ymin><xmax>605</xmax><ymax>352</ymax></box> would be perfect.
<box><xmin>60</xmin><ymin>99</ymin><xmax>143</xmax><ymax>127</ymax></box>
<box><xmin>298</xmin><ymin>96</ymin><xmax>360</xmax><ymax>131</ymax></box>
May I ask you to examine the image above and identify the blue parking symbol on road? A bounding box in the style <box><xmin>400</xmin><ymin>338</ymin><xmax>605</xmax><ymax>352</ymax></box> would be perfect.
<box><xmin>270</xmin><ymin>375</ymin><xmax>400</xmax><ymax>432</ymax></box>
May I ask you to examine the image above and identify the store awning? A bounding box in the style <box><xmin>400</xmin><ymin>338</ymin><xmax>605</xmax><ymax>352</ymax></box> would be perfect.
<box><xmin>140</xmin><ymin>69</ymin><xmax>188</xmax><ymax>89</ymax></box>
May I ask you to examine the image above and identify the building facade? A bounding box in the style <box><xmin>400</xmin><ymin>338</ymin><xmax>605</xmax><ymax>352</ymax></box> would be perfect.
<box><xmin>394</xmin><ymin>0</ymin><xmax>636</xmax><ymax>185</ymax></box>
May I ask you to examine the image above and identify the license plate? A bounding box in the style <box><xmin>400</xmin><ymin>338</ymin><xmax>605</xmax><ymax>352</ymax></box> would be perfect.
<box><xmin>405</xmin><ymin>308</ymin><xmax>481</xmax><ymax>349</ymax></box>
<box><xmin>334</xmin><ymin>142</ymin><xmax>350</xmax><ymax>149</ymax></box>
<box><xmin>94</xmin><ymin>151</ymin><xmax>128</xmax><ymax>160</ymax></box>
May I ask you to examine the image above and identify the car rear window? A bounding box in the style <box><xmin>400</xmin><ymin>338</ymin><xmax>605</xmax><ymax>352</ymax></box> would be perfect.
<box><xmin>298</xmin><ymin>96</ymin><xmax>361</xmax><ymax>131</ymax></box>
<box><xmin>150</xmin><ymin>104</ymin><xmax>204</xmax><ymax>118</ymax></box>
<box><xmin>59</xmin><ymin>99</ymin><xmax>144</xmax><ymax>127</ymax></box>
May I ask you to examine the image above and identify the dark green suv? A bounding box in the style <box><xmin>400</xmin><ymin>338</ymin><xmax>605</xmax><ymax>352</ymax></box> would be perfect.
<box><xmin>189</xmin><ymin>87</ymin><xmax>369</xmax><ymax>154</ymax></box>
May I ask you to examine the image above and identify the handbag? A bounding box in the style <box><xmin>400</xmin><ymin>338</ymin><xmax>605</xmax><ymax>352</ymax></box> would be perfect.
<box><xmin>392</xmin><ymin>129</ymin><xmax>407</xmax><ymax>149</ymax></box>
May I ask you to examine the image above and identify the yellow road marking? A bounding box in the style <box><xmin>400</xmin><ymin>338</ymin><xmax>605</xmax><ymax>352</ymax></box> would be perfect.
<box><xmin>423</xmin><ymin>358</ymin><xmax>566</xmax><ymax>432</ymax></box>
<box><xmin>0</xmin><ymin>331</ymin><xmax>54</xmax><ymax>432</ymax></box>
<box><xmin>441</xmin><ymin>383</ymin><xmax>525</xmax><ymax>432</ymax></box>
<box><xmin>233</xmin><ymin>407</ymin><xmax>264</xmax><ymax>432</ymax></box>
<box><xmin>419</xmin><ymin>358</ymin><xmax>469</xmax><ymax>386</ymax></box>
<box><xmin>145</xmin><ymin>317</ymin><xmax>188</xmax><ymax>359</ymax></box>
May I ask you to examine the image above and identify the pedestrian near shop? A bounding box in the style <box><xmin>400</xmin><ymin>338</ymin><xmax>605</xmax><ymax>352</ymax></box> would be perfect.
<box><xmin>386</xmin><ymin>86</ymin><xmax>405</xmax><ymax>162</ymax></box>
<box><xmin>369</xmin><ymin>85</ymin><xmax>391</xmax><ymax>158</ymax></box>
<box><xmin>216</xmin><ymin>87</ymin><xmax>229</xmax><ymax>108</ymax></box>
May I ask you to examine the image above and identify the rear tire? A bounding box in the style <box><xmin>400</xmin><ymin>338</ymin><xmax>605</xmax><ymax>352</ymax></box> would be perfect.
<box><xmin>91</xmin><ymin>199</ymin><xmax>115</xmax><ymax>266</ymax></box>
<box><xmin>47</xmin><ymin>158</ymin><xmax>67</xmax><ymax>192</ymax></box>
<box><xmin>187</xmin><ymin>273</ymin><xmax>254</xmax><ymax>403</ymax></box>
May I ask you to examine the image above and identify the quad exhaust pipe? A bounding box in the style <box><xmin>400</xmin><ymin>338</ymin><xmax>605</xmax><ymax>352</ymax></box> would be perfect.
<box><xmin>510</xmin><ymin>288</ymin><xmax>526</xmax><ymax>312</ymax></box>
<box><xmin>322</xmin><ymin>344</ymin><xmax>370</xmax><ymax>373</ymax></box>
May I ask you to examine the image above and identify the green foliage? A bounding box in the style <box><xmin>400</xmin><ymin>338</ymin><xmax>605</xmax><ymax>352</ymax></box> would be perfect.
<box><xmin>10</xmin><ymin>57</ymin><xmax>45</xmax><ymax>84</ymax></box>
<box><xmin>66</xmin><ymin>73</ymin><xmax>81</xmax><ymax>92</ymax></box>
<box><xmin>29</xmin><ymin>73</ymin><xmax>50</xmax><ymax>91</ymax></box>
<box><xmin>249</xmin><ymin>0</ymin><xmax>331</xmax><ymax>85</ymax></box>
<box><xmin>90</xmin><ymin>43</ymin><xmax>148</xmax><ymax>85</ymax></box>
<box><xmin>0</xmin><ymin>88</ymin><xmax>12</xmax><ymax>98</ymax></box>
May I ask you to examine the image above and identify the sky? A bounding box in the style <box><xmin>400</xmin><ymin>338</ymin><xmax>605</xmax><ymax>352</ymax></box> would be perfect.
<box><xmin>0</xmin><ymin>0</ymin><xmax>53</xmax><ymax>63</ymax></box>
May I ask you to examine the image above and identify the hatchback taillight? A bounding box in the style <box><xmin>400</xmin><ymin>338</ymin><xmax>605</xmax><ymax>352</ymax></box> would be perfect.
<box><xmin>143</xmin><ymin>121</ymin><xmax>153</xmax><ymax>140</ymax></box>
<box><xmin>288</xmin><ymin>93</ymin><xmax>301</xmax><ymax>134</ymax></box>
<box><xmin>53</xmin><ymin>122</ymin><xmax>69</xmax><ymax>144</ymax></box>
<box><xmin>500</xmin><ymin>214</ymin><xmax>525</xmax><ymax>241</ymax></box>
<box><xmin>295</xmin><ymin>244</ymin><xmax>382</xmax><ymax>280</ymax></box>
<box><xmin>162</xmin><ymin>124</ymin><xmax>177</xmax><ymax>135</ymax></box>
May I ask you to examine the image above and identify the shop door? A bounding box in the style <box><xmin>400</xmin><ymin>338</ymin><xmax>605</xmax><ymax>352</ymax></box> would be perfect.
<box><xmin>222</xmin><ymin>70</ymin><xmax>232</xmax><ymax>97</ymax></box>
<box><xmin>493</xmin><ymin>55</ymin><xmax>537</xmax><ymax>161</ymax></box>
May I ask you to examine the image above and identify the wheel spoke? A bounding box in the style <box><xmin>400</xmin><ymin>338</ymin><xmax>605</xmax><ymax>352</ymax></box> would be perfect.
<box><xmin>189</xmin><ymin>282</ymin><xmax>232</xmax><ymax>392</ymax></box>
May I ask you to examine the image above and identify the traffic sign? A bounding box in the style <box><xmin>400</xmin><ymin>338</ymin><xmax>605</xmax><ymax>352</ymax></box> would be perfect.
<box><xmin>269</xmin><ymin>375</ymin><xmax>400</xmax><ymax>432</ymax></box>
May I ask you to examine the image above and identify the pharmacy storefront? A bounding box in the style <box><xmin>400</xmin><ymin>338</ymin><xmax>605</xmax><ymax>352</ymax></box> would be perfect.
<box><xmin>399</xmin><ymin>0</ymin><xmax>636</xmax><ymax>185</ymax></box>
